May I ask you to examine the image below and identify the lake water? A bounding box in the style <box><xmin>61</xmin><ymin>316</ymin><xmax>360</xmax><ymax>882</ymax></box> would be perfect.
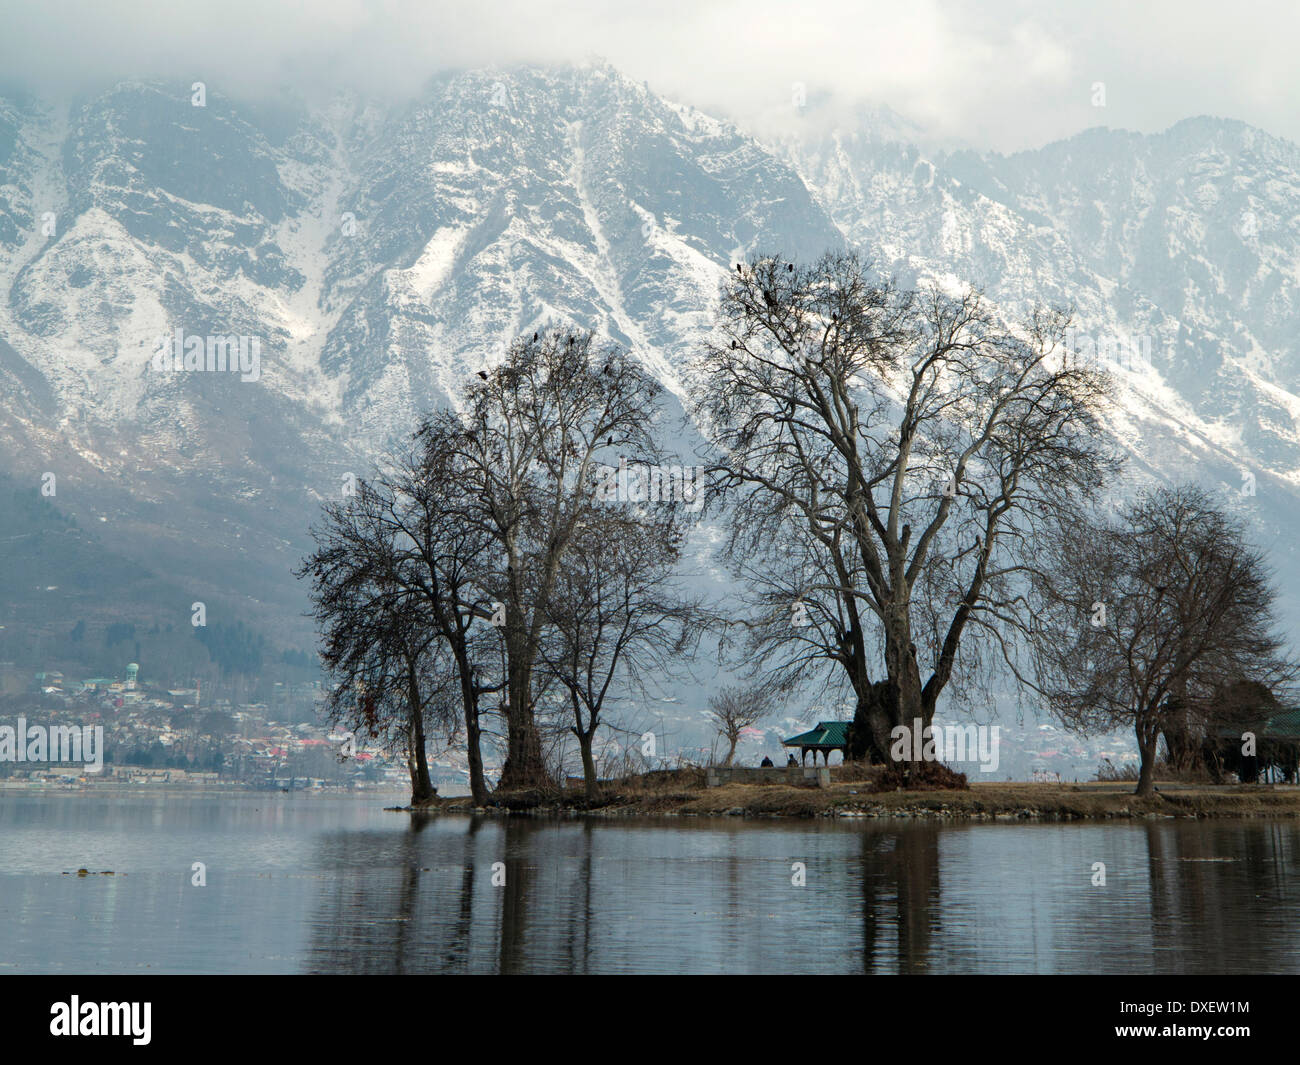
<box><xmin>2</xmin><ymin>792</ymin><xmax>1298</xmax><ymax>974</ymax></box>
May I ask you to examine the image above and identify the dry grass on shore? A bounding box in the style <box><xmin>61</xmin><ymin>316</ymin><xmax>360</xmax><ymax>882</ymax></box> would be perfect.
<box><xmin>435</xmin><ymin>774</ymin><xmax>1300</xmax><ymax>821</ymax></box>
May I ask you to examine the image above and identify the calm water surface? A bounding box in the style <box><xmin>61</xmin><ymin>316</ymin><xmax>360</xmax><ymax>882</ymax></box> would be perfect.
<box><xmin>1</xmin><ymin>793</ymin><xmax>1298</xmax><ymax>974</ymax></box>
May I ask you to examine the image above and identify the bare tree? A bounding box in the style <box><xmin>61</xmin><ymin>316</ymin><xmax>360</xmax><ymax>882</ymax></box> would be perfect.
<box><xmin>539</xmin><ymin>506</ymin><xmax>704</xmax><ymax>801</ymax></box>
<box><xmin>1031</xmin><ymin>484</ymin><xmax>1297</xmax><ymax>796</ymax></box>
<box><xmin>388</xmin><ymin>417</ymin><xmax>503</xmax><ymax>805</ymax></box>
<box><xmin>300</xmin><ymin>426</ymin><xmax>504</xmax><ymax>805</ymax></box>
<box><xmin>298</xmin><ymin>479</ymin><xmax>454</xmax><ymax>805</ymax></box>
<box><xmin>451</xmin><ymin>330</ymin><xmax>665</xmax><ymax>790</ymax></box>
<box><xmin>692</xmin><ymin>251</ymin><xmax>1116</xmax><ymax>765</ymax></box>
<box><xmin>300</xmin><ymin>332</ymin><xmax>673</xmax><ymax>801</ymax></box>
<box><xmin>706</xmin><ymin>684</ymin><xmax>774</xmax><ymax>766</ymax></box>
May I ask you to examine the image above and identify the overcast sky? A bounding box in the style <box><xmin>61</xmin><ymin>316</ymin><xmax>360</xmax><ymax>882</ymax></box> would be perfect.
<box><xmin>2</xmin><ymin>0</ymin><xmax>1297</xmax><ymax>152</ymax></box>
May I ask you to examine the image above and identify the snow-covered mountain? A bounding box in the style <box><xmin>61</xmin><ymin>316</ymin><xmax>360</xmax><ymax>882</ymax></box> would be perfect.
<box><xmin>788</xmin><ymin>114</ymin><xmax>1300</xmax><ymax>622</ymax></box>
<box><xmin>0</xmin><ymin>61</ymin><xmax>1297</xmax><ymax>652</ymax></box>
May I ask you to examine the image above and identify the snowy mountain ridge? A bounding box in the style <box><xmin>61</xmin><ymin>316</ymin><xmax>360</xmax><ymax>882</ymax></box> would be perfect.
<box><xmin>0</xmin><ymin>61</ymin><xmax>1296</xmax><ymax>650</ymax></box>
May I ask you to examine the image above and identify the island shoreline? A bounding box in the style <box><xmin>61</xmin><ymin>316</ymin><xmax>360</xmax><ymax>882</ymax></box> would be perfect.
<box><xmin>402</xmin><ymin>780</ymin><xmax>1300</xmax><ymax>822</ymax></box>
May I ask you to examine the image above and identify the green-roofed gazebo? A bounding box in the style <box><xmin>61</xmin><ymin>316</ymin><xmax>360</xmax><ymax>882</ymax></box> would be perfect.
<box><xmin>783</xmin><ymin>721</ymin><xmax>853</xmax><ymax>765</ymax></box>
<box><xmin>1211</xmin><ymin>705</ymin><xmax>1300</xmax><ymax>783</ymax></box>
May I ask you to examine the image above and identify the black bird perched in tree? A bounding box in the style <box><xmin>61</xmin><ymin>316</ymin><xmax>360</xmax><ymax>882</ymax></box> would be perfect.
<box><xmin>736</xmin><ymin>264</ymin><xmax>742</xmax><ymax>273</ymax></box>
<box><xmin>787</xmin><ymin>263</ymin><xmax>793</xmax><ymax>272</ymax></box>
<box><xmin>730</xmin><ymin>340</ymin><xmax>737</xmax><ymax>349</ymax></box>
<box><xmin>603</xmin><ymin>363</ymin><xmax>612</xmax><ymax>374</ymax></box>
<box><xmin>533</xmin><ymin>332</ymin><xmax>538</xmax><ymax>342</ymax></box>
<box><xmin>476</xmin><ymin>370</ymin><xmax>488</xmax><ymax>380</ymax></box>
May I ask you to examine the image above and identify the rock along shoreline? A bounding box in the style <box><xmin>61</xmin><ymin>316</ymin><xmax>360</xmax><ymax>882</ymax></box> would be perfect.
<box><xmin>389</xmin><ymin>781</ymin><xmax>1300</xmax><ymax>823</ymax></box>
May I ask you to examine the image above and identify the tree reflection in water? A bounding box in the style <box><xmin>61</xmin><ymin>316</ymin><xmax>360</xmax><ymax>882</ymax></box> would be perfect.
<box><xmin>302</xmin><ymin>816</ymin><xmax>1300</xmax><ymax>974</ymax></box>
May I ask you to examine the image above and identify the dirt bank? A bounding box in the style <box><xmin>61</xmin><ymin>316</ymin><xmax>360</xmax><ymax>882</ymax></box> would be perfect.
<box><xmin>427</xmin><ymin>778</ymin><xmax>1300</xmax><ymax>821</ymax></box>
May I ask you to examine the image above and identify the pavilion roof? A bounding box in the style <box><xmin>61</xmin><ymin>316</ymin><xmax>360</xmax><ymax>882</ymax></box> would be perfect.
<box><xmin>783</xmin><ymin>721</ymin><xmax>852</xmax><ymax>748</ymax></box>
<box><xmin>1214</xmin><ymin>706</ymin><xmax>1300</xmax><ymax>741</ymax></box>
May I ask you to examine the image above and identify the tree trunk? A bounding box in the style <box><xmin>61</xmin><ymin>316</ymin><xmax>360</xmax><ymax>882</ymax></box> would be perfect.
<box><xmin>847</xmin><ymin>680</ymin><xmax>899</xmax><ymax>764</ymax></box>
<box><xmin>462</xmin><ymin>690</ymin><xmax>488</xmax><ymax>805</ymax></box>
<box><xmin>455</xmin><ymin>655</ymin><xmax>488</xmax><ymax>806</ymax></box>
<box><xmin>499</xmin><ymin>715</ymin><xmax>548</xmax><ymax>789</ymax></box>
<box><xmin>464</xmin><ymin>719</ymin><xmax>487</xmax><ymax>805</ymax></box>
<box><xmin>407</xmin><ymin>687</ymin><xmax>436</xmax><ymax>807</ymax></box>
<box><xmin>578</xmin><ymin>730</ymin><xmax>600</xmax><ymax>802</ymax></box>
<box><xmin>495</xmin><ymin>593</ymin><xmax>553</xmax><ymax>794</ymax></box>
<box><xmin>883</xmin><ymin>614</ymin><xmax>927</xmax><ymax>731</ymax></box>
<box><xmin>1161</xmin><ymin>698</ymin><xmax>1201</xmax><ymax>775</ymax></box>
<box><xmin>498</xmin><ymin>658</ymin><xmax>549</xmax><ymax>791</ymax></box>
<box><xmin>849</xmin><ymin>607</ymin><xmax>928</xmax><ymax>781</ymax></box>
<box><xmin>1134</xmin><ymin>731</ymin><xmax>1157</xmax><ymax>797</ymax></box>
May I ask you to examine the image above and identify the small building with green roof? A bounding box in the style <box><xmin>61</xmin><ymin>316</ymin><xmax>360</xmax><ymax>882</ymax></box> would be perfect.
<box><xmin>783</xmin><ymin>721</ymin><xmax>853</xmax><ymax>765</ymax></box>
<box><xmin>1211</xmin><ymin>704</ymin><xmax>1300</xmax><ymax>783</ymax></box>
